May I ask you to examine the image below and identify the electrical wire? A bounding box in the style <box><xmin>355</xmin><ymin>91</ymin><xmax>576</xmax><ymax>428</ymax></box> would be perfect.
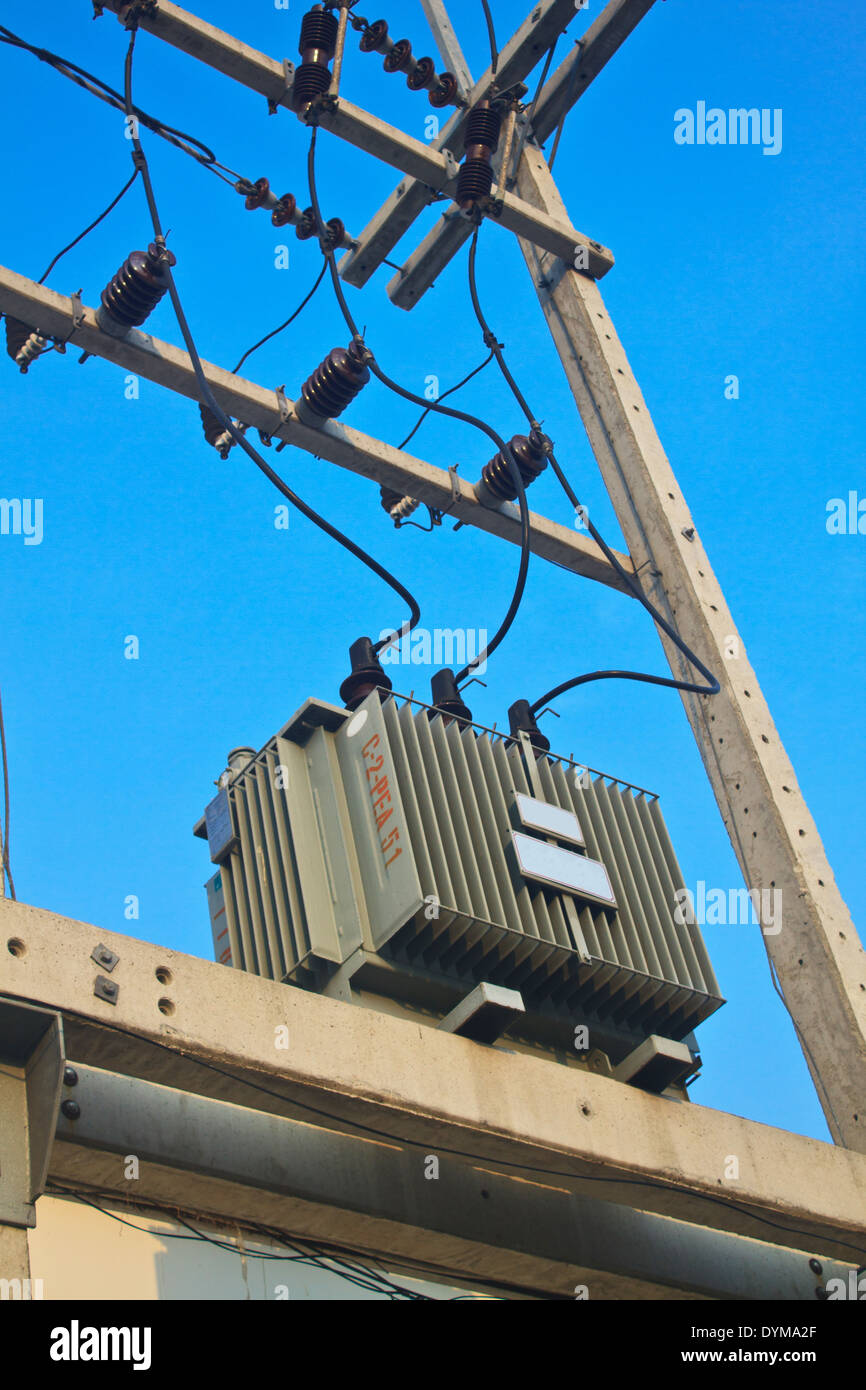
<box><xmin>53</xmin><ymin>1187</ymin><xmax>433</xmax><ymax>1299</ymax></box>
<box><xmin>397</xmin><ymin>349</ymin><xmax>496</xmax><ymax>453</ymax></box>
<box><xmin>0</xmin><ymin>682</ymin><xmax>14</xmax><ymax>900</ymax></box>
<box><xmin>63</xmin><ymin>1011</ymin><xmax>866</xmax><ymax>1263</ymax></box>
<box><xmin>37</xmin><ymin>167</ymin><xmax>140</xmax><ymax>285</ymax></box>
<box><xmin>507</xmin><ymin>33</ymin><xmax>560</xmax><ymax>186</ymax></box>
<box><xmin>121</xmin><ymin>25</ymin><xmax>421</xmax><ymax>654</ymax></box>
<box><xmin>479</xmin><ymin>0</ymin><xmax>499</xmax><ymax>75</ymax></box>
<box><xmin>0</xmin><ymin>24</ymin><xmax>241</xmax><ymax>186</ymax></box>
<box><xmin>465</xmin><ymin>225</ymin><xmax>720</xmax><ymax>716</ymax></box>
<box><xmin>306</xmin><ymin>124</ymin><xmax>531</xmax><ymax>684</ymax></box>
<box><xmin>231</xmin><ymin>262</ymin><xmax>328</xmax><ymax>375</ymax></box>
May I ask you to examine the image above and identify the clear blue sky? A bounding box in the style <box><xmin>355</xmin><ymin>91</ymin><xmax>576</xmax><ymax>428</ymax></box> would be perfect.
<box><xmin>1</xmin><ymin>0</ymin><xmax>863</xmax><ymax>1144</ymax></box>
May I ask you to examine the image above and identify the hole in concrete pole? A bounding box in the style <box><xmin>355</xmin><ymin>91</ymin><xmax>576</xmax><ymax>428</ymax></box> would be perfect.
<box><xmin>158</xmin><ymin>998</ymin><xmax>175</xmax><ymax>1017</ymax></box>
<box><xmin>7</xmin><ymin>938</ymin><xmax>25</xmax><ymax>957</ymax></box>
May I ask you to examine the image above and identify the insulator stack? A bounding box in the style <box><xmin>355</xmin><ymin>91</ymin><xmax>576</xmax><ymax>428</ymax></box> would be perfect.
<box><xmin>380</xmin><ymin>486</ymin><xmax>420</xmax><ymax>524</ymax></box>
<box><xmin>299</xmin><ymin>341</ymin><xmax>370</xmax><ymax>422</ymax></box>
<box><xmin>339</xmin><ymin>636</ymin><xmax>393</xmax><ymax>710</ymax></box>
<box><xmin>357</xmin><ymin>18</ymin><xmax>459</xmax><ymax>106</ymax></box>
<box><xmin>5</xmin><ymin>317</ymin><xmax>48</xmax><ymax>373</ymax></box>
<box><xmin>508</xmin><ymin>698</ymin><xmax>550</xmax><ymax>756</ymax></box>
<box><xmin>295</xmin><ymin>209</ymin><xmax>353</xmax><ymax>250</ymax></box>
<box><xmin>293</xmin><ymin>6</ymin><xmax>339</xmax><ymax>111</ymax></box>
<box><xmin>477</xmin><ymin>429</ymin><xmax>550</xmax><ymax>506</ymax></box>
<box><xmin>236</xmin><ymin>181</ymin><xmax>352</xmax><ymax>245</ymax></box>
<box><xmin>456</xmin><ymin>100</ymin><xmax>501</xmax><ymax>210</ymax></box>
<box><xmin>199</xmin><ymin>404</ymin><xmax>234</xmax><ymax>460</ymax></box>
<box><xmin>97</xmin><ymin>242</ymin><xmax>176</xmax><ymax>336</ymax></box>
<box><xmin>429</xmin><ymin>669</ymin><xmax>473</xmax><ymax>726</ymax></box>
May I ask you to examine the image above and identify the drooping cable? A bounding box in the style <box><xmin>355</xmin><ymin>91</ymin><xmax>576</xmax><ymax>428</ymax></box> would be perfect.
<box><xmin>0</xmin><ymin>24</ymin><xmax>241</xmax><ymax>186</ymax></box>
<box><xmin>54</xmin><ymin>1187</ymin><xmax>433</xmax><ymax>1300</ymax></box>
<box><xmin>479</xmin><ymin>0</ymin><xmax>499</xmax><ymax>74</ymax></box>
<box><xmin>0</xmin><ymin>682</ymin><xmax>14</xmax><ymax>900</ymax></box>
<box><xmin>232</xmin><ymin>261</ymin><xmax>327</xmax><ymax>375</ymax></box>
<box><xmin>507</xmin><ymin>33</ymin><xmax>560</xmax><ymax>187</ymax></box>
<box><xmin>120</xmin><ymin>25</ymin><xmax>421</xmax><ymax>653</ymax></box>
<box><xmin>397</xmin><ymin>349</ymin><xmax>496</xmax><ymax>453</ymax></box>
<box><xmin>306</xmin><ymin>124</ymin><xmax>531</xmax><ymax>683</ymax></box>
<box><xmin>466</xmin><ymin>226</ymin><xmax>720</xmax><ymax>714</ymax></box>
<box><xmin>37</xmin><ymin>168</ymin><xmax>140</xmax><ymax>285</ymax></box>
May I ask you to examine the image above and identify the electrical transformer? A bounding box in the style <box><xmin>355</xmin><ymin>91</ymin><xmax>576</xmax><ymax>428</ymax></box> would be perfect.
<box><xmin>195</xmin><ymin>690</ymin><xmax>723</xmax><ymax>1077</ymax></box>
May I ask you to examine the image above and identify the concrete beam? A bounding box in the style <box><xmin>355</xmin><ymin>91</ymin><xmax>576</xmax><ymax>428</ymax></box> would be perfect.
<box><xmin>2</xmin><ymin>900</ymin><xmax>865</xmax><ymax>1265</ymax></box>
<box><xmin>514</xmin><ymin>142</ymin><xmax>866</xmax><ymax>1149</ymax></box>
<box><xmin>340</xmin><ymin>0</ymin><xmax>584</xmax><ymax>286</ymax></box>
<box><xmin>0</xmin><ymin>264</ymin><xmax>632</xmax><ymax>594</ymax></box>
<box><xmin>389</xmin><ymin>0</ymin><xmax>658</xmax><ymax>310</ymax></box>
<box><xmin>91</xmin><ymin>0</ymin><xmax>610</xmax><ymax>277</ymax></box>
<box><xmin>419</xmin><ymin>0</ymin><xmax>475</xmax><ymax>100</ymax></box>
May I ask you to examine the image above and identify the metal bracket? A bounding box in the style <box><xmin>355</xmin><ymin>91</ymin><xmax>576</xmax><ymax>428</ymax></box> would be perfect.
<box><xmin>441</xmin><ymin>149</ymin><xmax>460</xmax><ymax>184</ymax></box>
<box><xmin>267</xmin><ymin>59</ymin><xmax>295</xmax><ymax>115</ymax></box>
<box><xmin>275</xmin><ymin>385</ymin><xmax>291</xmax><ymax>423</ymax></box>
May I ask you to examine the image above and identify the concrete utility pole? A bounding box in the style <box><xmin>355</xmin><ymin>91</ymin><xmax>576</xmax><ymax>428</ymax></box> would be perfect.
<box><xmin>0</xmin><ymin>0</ymin><xmax>863</xmax><ymax>1299</ymax></box>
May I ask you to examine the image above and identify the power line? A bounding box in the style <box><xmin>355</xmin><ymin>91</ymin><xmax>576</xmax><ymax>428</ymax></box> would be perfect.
<box><xmin>53</xmin><ymin>1186</ymin><xmax>435</xmax><ymax>1300</ymax></box>
<box><xmin>120</xmin><ymin>23</ymin><xmax>422</xmax><ymax>655</ymax></box>
<box><xmin>232</xmin><ymin>262</ymin><xmax>328</xmax><ymax>375</ymax></box>
<box><xmin>479</xmin><ymin>0</ymin><xmax>499</xmax><ymax>75</ymax></box>
<box><xmin>465</xmin><ymin>225</ymin><xmax>720</xmax><ymax>716</ymax></box>
<box><xmin>305</xmin><ymin>124</ymin><xmax>532</xmax><ymax>686</ymax></box>
<box><xmin>0</xmin><ymin>23</ymin><xmax>242</xmax><ymax>185</ymax></box>
<box><xmin>38</xmin><ymin>168</ymin><xmax>140</xmax><ymax>286</ymax></box>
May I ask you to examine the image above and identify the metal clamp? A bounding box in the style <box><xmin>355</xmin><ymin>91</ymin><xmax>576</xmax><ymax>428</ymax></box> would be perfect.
<box><xmin>267</xmin><ymin>59</ymin><xmax>295</xmax><ymax>115</ymax></box>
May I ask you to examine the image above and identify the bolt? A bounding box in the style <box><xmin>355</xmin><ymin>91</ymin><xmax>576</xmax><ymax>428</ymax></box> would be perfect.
<box><xmin>809</xmin><ymin>1258</ymin><xmax>823</xmax><ymax>1276</ymax></box>
<box><xmin>60</xmin><ymin>1099</ymin><xmax>81</xmax><ymax>1121</ymax></box>
<box><xmin>63</xmin><ymin>1066</ymin><xmax>78</xmax><ymax>1088</ymax></box>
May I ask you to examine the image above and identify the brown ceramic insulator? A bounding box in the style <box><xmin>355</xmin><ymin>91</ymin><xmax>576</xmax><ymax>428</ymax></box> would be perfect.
<box><xmin>271</xmin><ymin>192</ymin><xmax>298</xmax><ymax>228</ymax></box>
<box><xmin>300</xmin><ymin>341</ymin><xmax>370</xmax><ymax>420</ymax></box>
<box><xmin>99</xmin><ymin>243</ymin><xmax>176</xmax><ymax>329</ymax></box>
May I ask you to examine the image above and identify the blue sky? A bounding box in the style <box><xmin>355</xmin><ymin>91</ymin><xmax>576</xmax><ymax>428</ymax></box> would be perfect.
<box><xmin>1</xmin><ymin>0</ymin><xmax>863</xmax><ymax>1145</ymax></box>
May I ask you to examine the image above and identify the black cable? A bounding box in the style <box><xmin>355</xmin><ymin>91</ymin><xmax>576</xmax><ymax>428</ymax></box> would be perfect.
<box><xmin>0</xmin><ymin>682</ymin><xmax>14</xmax><ymax>900</ymax></box>
<box><xmin>306</xmin><ymin>124</ymin><xmax>531</xmax><ymax>684</ymax></box>
<box><xmin>61</xmin><ymin>1011</ymin><xmax>866</xmax><ymax>1263</ymax></box>
<box><xmin>120</xmin><ymin>26</ymin><xmax>421</xmax><ymax>654</ymax></box>
<box><xmin>232</xmin><ymin>262</ymin><xmax>327</xmax><ymax>375</ymax></box>
<box><xmin>37</xmin><ymin>167</ymin><xmax>139</xmax><ymax>285</ymax></box>
<box><xmin>0</xmin><ymin>24</ymin><xmax>240</xmax><ymax>185</ymax></box>
<box><xmin>465</xmin><ymin>226</ymin><xmax>720</xmax><ymax>716</ymax></box>
<box><xmin>507</xmin><ymin>33</ymin><xmax>560</xmax><ymax>186</ymax></box>
<box><xmin>55</xmin><ymin>1187</ymin><xmax>430</xmax><ymax>1298</ymax></box>
<box><xmin>479</xmin><ymin>0</ymin><xmax>499</xmax><ymax>74</ymax></box>
<box><xmin>397</xmin><ymin>349</ymin><xmax>495</xmax><ymax>452</ymax></box>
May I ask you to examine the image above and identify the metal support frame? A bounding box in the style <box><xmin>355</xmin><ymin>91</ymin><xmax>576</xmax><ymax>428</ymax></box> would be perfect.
<box><xmin>50</xmin><ymin>1062</ymin><xmax>857</xmax><ymax>1300</ymax></box>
